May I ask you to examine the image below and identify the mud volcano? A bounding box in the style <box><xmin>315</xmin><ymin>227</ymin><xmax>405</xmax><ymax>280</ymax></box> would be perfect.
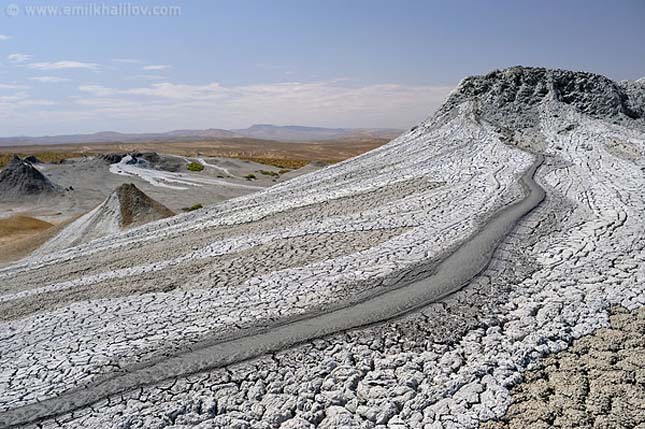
<box><xmin>0</xmin><ymin>155</ymin><xmax>59</xmax><ymax>199</ymax></box>
<box><xmin>116</xmin><ymin>183</ymin><xmax>175</xmax><ymax>228</ymax></box>
<box><xmin>36</xmin><ymin>183</ymin><xmax>174</xmax><ymax>254</ymax></box>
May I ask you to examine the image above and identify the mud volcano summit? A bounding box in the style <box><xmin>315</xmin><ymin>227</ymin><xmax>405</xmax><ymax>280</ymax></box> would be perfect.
<box><xmin>1</xmin><ymin>66</ymin><xmax>644</xmax><ymax>429</ymax></box>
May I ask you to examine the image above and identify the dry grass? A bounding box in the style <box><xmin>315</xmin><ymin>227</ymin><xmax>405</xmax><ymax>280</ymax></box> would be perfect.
<box><xmin>0</xmin><ymin>215</ymin><xmax>66</xmax><ymax>265</ymax></box>
<box><xmin>237</xmin><ymin>157</ymin><xmax>312</xmax><ymax>169</ymax></box>
<box><xmin>0</xmin><ymin>152</ymin><xmax>87</xmax><ymax>168</ymax></box>
<box><xmin>0</xmin><ymin>215</ymin><xmax>53</xmax><ymax>240</ymax></box>
<box><xmin>0</xmin><ymin>137</ymin><xmax>389</xmax><ymax>166</ymax></box>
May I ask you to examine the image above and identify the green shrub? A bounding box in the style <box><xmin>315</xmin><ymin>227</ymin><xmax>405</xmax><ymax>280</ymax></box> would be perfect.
<box><xmin>244</xmin><ymin>173</ymin><xmax>256</xmax><ymax>180</ymax></box>
<box><xmin>259</xmin><ymin>170</ymin><xmax>279</xmax><ymax>177</ymax></box>
<box><xmin>186</xmin><ymin>162</ymin><xmax>204</xmax><ymax>172</ymax></box>
<box><xmin>181</xmin><ymin>203</ymin><xmax>203</xmax><ymax>212</ymax></box>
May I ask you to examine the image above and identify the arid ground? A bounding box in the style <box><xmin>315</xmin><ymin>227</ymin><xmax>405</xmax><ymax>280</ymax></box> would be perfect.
<box><xmin>0</xmin><ymin>137</ymin><xmax>389</xmax><ymax>265</ymax></box>
<box><xmin>0</xmin><ymin>137</ymin><xmax>390</xmax><ymax>169</ymax></box>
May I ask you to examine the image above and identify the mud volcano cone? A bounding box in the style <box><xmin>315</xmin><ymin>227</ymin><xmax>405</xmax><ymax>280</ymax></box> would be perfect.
<box><xmin>116</xmin><ymin>183</ymin><xmax>175</xmax><ymax>228</ymax></box>
<box><xmin>0</xmin><ymin>155</ymin><xmax>59</xmax><ymax>198</ymax></box>
<box><xmin>36</xmin><ymin>183</ymin><xmax>174</xmax><ymax>254</ymax></box>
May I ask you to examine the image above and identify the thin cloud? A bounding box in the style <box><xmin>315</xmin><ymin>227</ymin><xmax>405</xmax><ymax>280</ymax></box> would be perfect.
<box><xmin>29</xmin><ymin>76</ymin><xmax>71</xmax><ymax>83</ymax></box>
<box><xmin>17</xmin><ymin>99</ymin><xmax>57</xmax><ymax>106</ymax></box>
<box><xmin>0</xmin><ymin>91</ymin><xmax>30</xmax><ymax>102</ymax></box>
<box><xmin>8</xmin><ymin>53</ymin><xmax>33</xmax><ymax>63</ymax></box>
<box><xmin>0</xmin><ymin>83</ymin><xmax>30</xmax><ymax>90</ymax></box>
<box><xmin>126</xmin><ymin>74</ymin><xmax>166</xmax><ymax>81</ymax></box>
<box><xmin>112</xmin><ymin>58</ymin><xmax>143</xmax><ymax>64</ymax></box>
<box><xmin>125</xmin><ymin>82</ymin><xmax>220</xmax><ymax>99</ymax></box>
<box><xmin>142</xmin><ymin>64</ymin><xmax>171</xmax><ymax>71</ymax></box>
<box><xmin>0</xmin><ymin>35</ymin><xmax>10</xmax><ymax>41</ymax></box>
<box><xmin>1</xmin><ymin>79</ymin><xmax>455</xmax><ymax>134</ymax></box>
<box><xmin>69</xmin><ymin>80</ymin><xmax>454</xmax><ymax>128</ymax></box>
<box><xmin>27</xmin><ymin>61</ymin><xmax>100</xmax><ymax>71</ymax></box>
<box><xmin>78</xmin><ymin>84</ymin><xmax>115</xmax><ymax>96</ymax></box>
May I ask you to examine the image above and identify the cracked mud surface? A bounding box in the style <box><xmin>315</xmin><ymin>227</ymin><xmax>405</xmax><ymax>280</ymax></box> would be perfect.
<box><xmin>1</xmin><ymin>228</ymin><xmax>410</xmax><ymax>322</ymax></box>
<box><xmin>483</xmin><ymin>306</ymin><xmax>645</xmax><ymax>429</ymax></box>
<box><xmin>0</xmin><ymin>156</ymin><xmax>545</xmax><ymax>425</ymax></box>
<box><xmin>1</xmin><ymin>67</ymin><xmax>644</xmax><ymax>428</ymax></box>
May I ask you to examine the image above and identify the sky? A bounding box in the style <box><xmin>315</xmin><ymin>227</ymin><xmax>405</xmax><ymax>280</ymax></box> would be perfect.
<box><xmin>0</xmin><ymin>0</ymin><xmax>643</xmax><ymax>136</ymax></box>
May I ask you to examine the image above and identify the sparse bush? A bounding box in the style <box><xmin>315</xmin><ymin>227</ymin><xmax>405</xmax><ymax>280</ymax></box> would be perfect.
<box><xmin>181</xmin><ymin>203</ymin><xmax>203</xmax><ymax>212</ymax></box>
<box><xmin>258</xmin><ymin>170</ymin><xmax>279</xmax><ymax>177</ymax></box>
<box><xmin>234</xmin><ymin>157</ymin><xmax>310</xmax><ymax>169</ymax></box>
<box><xmin>244</xmin><ymin>174</ymin><xmax>256</xmax><ymax>180</ymax></box>
<box><xmin>278</xmin><ymin>169</ymin><xmax>291</xmax><ymax>174</ymax></box>
<box><xmin>186</xmin><ymin>162</ymin><xmax>204</xmax><ymax>172</ymax></box>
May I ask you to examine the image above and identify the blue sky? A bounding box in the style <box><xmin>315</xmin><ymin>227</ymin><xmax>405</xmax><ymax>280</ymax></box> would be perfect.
<box><xmin>0</xmin><ymin>0</ymin><xmax>643</xmax><ymax>136</ymax></box>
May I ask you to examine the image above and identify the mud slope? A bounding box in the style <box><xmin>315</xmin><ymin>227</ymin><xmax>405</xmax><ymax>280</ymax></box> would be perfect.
<box><xmin>0</xmin><ymin>156</ymin><xmax>545</xmax><ymax>426</ymax></box>
<box><xmin>1</xmin><ymin>67</ymin><xmax>644</xmax><ymax>429</ymax></box>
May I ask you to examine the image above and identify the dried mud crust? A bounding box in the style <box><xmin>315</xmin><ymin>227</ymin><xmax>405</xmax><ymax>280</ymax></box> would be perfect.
<box><xmin>0</xmin><ymin>228</ymin><xmax>408</xmax><ymax>321</ymax></box>
<box><xmin>482</xmin><ymin>306</ymin><xmax>645</xmax><ymax>429</ymax></box>
<box><xmin>1</xmin><ymin>67</ymin><xmax>645</xmax><ymax>429</ymax></box>
<box><xmin>0</xmin><ymin>177</ymin><xmax>441</xmax><ymax>295</ymax></box>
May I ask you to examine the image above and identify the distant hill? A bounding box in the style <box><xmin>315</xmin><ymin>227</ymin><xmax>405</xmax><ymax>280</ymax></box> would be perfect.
<box><xmin>0</xmin><ymin>129</ymin><xmax>238</xmax><ymax>147</ymax></box>
<box><xmin>232</xmin><ymin>124</ymin><xmax>403</xmax><ymax>141</ymax></box>
<box><xmin>0</xmin><ymin>125</ymin><xmax>402</xmax><ymax>147</ymax></box>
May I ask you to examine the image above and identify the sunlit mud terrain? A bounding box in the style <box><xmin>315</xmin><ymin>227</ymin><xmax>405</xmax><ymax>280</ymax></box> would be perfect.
<box><xmin>1</xmin><ymin>67</ymin><xmax>644</xmax><ymax>429</ymax></box>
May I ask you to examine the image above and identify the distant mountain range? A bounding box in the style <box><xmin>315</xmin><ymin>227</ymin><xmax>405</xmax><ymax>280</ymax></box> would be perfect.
<box><xmin>0</xmin><ymin>125</ymin><xmax>403</xmax><ymax>147</ymax></box>
<box><xmin>231</xmin><ymin>124</ymin><xmax>402</xmax><ymax>142</ymax></box>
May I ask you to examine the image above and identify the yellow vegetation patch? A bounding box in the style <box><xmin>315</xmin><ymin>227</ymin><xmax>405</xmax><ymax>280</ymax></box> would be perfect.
<box><xmin>0</xmin><ymin>215</ymin><xmax>53</xmax><ymax>238</ymax></box>
<box><xmin>0</xmin><ymin>152</ymin><xmax>88</xmax><ymax>168</ymax></box>
<box><xmin>0</xmin><ymin>216</ymin><xmax>73</xmax><ymax>266</ymax></box>
<box><xmin>233</xmin><ymin>157</ymin><xmax>317</xmax><ymax>169</ymax></box>
<box><xmin>0</xmin><ymin>215</ymin><xmax>57</xmax><ymax>264</ymax></box>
